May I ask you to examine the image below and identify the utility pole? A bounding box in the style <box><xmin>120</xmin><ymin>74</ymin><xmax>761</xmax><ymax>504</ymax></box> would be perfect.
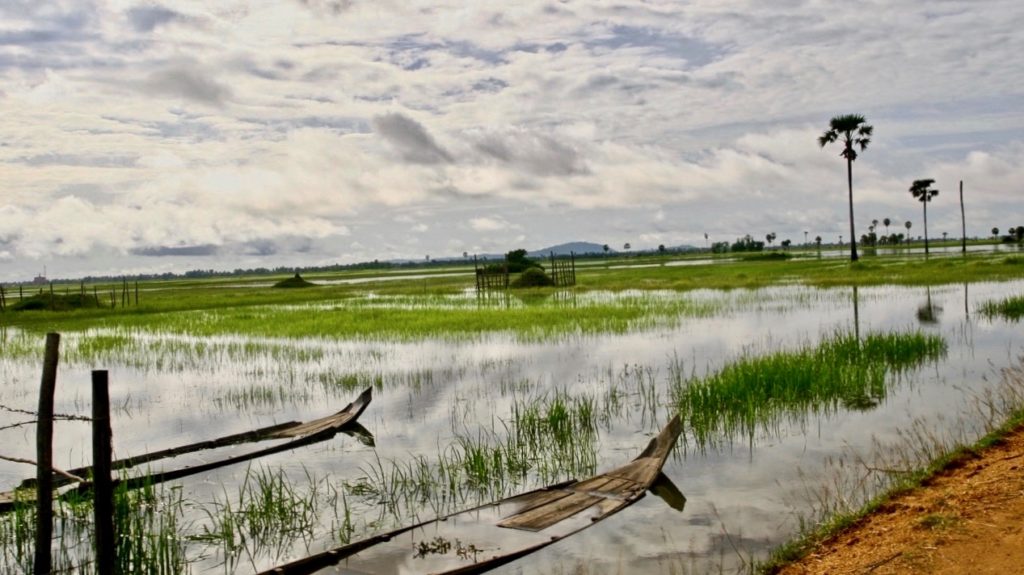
<box><xmin>960</xmin><ymin>180</ymin><xmax>967</xmax><ymax>254</ymax></box>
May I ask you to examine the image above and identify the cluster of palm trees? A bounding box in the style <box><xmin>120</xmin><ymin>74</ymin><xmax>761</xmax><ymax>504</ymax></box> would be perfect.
<box><xmin>860</xmin><ymin>217</ymin><xmax>912</xmax><ymax>247</ymax></box>
<box><xmin>820</xmin><ymin>114</ymin><xmax>944</xmax><ymax>260</ymax></box>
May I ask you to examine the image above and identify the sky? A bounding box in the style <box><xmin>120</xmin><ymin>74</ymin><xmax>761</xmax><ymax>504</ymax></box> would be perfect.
<box><xmin>1</xmin><ymin>1</ymin><xmax>1023</xmax><ymax>282</ymax></box>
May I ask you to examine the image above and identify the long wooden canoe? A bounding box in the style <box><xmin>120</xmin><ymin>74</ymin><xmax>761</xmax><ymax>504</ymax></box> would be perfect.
<box><xmin>262</xmin><ymin>413</ymin><xmax>683</xmax><ymax>575</ymax></box>
<box><xmin>0</xmin><ymin>387</ymin><xmax>373</xmax><ymax>512</ymax></box>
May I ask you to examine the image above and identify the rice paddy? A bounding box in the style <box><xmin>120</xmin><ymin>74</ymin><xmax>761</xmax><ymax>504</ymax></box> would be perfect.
<box><xmin>1</xmin><ymin>258</ymin><xmax>1023</xmax><ymax>574</ymax></box>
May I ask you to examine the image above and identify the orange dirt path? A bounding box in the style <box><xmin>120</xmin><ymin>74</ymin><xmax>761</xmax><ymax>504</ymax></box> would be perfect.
<box><xmin>776</xmin><ymin>424</ymin><xmax>1024</xmax><ymax>575</ymax></box>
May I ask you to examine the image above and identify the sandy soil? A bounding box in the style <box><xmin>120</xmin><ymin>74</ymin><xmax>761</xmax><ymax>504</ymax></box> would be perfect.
<box><xmin>775</xmin><ymin>423</ymin><xmax>1024</xmax><ymax>574</ymax></box>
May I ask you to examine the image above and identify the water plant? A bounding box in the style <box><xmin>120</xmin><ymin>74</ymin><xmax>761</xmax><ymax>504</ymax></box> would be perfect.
<box><xmin>193</xmin><ymin>465</ymin><xmax>328</xmax><ymax>569</ymax></box>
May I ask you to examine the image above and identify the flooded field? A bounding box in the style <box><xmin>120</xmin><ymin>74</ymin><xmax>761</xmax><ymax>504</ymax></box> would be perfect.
<box><xmin>1</xmin><ymin>280</ymin><xmax>1023</xmax><ymax>574</ymax></box>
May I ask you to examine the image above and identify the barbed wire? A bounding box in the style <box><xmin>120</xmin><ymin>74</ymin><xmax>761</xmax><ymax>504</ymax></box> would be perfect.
<box><xmin>0</xmin><ymin>420</ymin><xmax>36</xmax><ymax>432</ymax></box>
<box><xmin>0</xmin><ymin>403</ymin><xmax>91</xmax><ymax>422</ymax></box>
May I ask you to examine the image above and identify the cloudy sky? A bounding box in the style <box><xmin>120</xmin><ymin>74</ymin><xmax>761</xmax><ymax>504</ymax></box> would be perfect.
<box><xmin>2</xmin><ymin>1</ymin><xmax>1023</xmax><ymax>281</ymax></box>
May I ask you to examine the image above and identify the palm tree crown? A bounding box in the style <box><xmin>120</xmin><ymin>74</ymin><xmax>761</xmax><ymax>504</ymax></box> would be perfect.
<box><xmin>910</xmin><ymin>179</ymin><xmax>939</xmax><ymax>203</ymax></box>
<box><xmin>819</xmin><ymin>114</ymin><xmax>873</xmax><ymax>160</ymax></box>
<box><xmin>909</xmin><ymin>178</ymin><xmax>939</xmax><ymax>255</ymax></box>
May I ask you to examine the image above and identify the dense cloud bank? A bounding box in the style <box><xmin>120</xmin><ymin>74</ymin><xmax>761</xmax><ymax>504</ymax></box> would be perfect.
<box><xmin>1</xmin><ymin>1</ymin><xmax>1022</xmax><ymax>279</ymax></box>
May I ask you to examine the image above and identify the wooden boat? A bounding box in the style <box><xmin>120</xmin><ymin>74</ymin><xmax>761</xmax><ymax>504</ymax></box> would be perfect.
<box><xmin>262</xmin><ymin>414</ymin><xmax>683</xmax><ymax>575</ymax></box>
<box><xmin>0</xmin><ymin>387</ymin><xmax>373</xmax><ymax>512</ymax></box>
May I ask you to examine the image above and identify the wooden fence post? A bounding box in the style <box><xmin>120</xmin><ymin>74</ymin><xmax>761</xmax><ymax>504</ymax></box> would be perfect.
<box><xmin>33</xmin><ymin>333</ymin><xmax>61</xmax><ymax>575</ymax></box>
<box><xmin>0</xmin><ymin>284</ymin><xmax>6</xmax><ymax>312</ymax></box>
<box><xmin>92</xmin><ymin>370</ymin><xmax>116</xmax><ymax>574</ymax></box>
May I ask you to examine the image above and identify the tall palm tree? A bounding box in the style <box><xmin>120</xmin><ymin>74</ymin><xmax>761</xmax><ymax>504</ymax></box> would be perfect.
<box><xmin>819</xmin><ymin>114</ymin><xmax>873</xmax><ymax>262</ymax></box>
<box><xmin>909</xmin><ymin>179</ymin><xmax>939</xmax><ymax>255</ymax></box>
<box><xmin>905</xmin><ymin>220</ymin><xmax>912</xmax><ymax>246</ymax></box>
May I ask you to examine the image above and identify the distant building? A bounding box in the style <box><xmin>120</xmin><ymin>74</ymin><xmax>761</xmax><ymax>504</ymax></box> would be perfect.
<box><xmin>32</xmin><ymin>269</ymin><xmax>48</xmax><ymax>285</ymax></box>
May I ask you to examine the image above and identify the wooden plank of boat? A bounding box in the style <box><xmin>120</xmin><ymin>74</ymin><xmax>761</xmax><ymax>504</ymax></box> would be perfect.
<box><xmin>0</xmin><ymin>387</ymin><xmax>373</xmax><ymax>513</ymax></box>
<box><xmin>261</xmin><ymin>414</ymin><xmax>683</xmax><ymax>575</ymax></box>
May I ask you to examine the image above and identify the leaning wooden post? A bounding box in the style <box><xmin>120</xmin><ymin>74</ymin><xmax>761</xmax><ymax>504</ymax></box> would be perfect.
<box><xmin>49</xmin><ymin>282</ymin><xmax>55</xmax><ymax>311</ymax></box>
<box><xmin>0</xmin><ymin>284</ymin><xmax>6</xmax><ymax>312</ymax></box>
<box><xmin>134</xmin><ymin>281</ymin><xmax>139</xmax><ymax>306</ymax></box>
<box><xmin>959</xmin><ymin>180</ymin><xmax>967</xmax><ymax>254</ymax></box>
<box><xmin>92</xmin><ymin>370</ymin><xmax>116</xmax><ymax>574</ymax></box>
<box><xmin>34</xmin><ymin>332</ymin><xmax>61</xmax><ymax>575</ymax></box>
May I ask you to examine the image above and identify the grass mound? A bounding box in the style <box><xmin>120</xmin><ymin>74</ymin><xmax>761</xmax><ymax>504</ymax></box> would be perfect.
<box><xmin>511</xmin><ymin>268</ymin><xmax>554</xmax><ymax>288</ymax></box>
<box><xmin>11</xmin><ymin>293</ymin><xmax>102</xmax><ymax>311</ymax></box>
<box><xmin>273</xmin><ymin>273</ymin><xmax>317</xmax><ymax>289</ymax></box>
<box><xmin>741</xmin><ymin>251</ymin><xmax>792</xmax><ymax>261</ymax></box>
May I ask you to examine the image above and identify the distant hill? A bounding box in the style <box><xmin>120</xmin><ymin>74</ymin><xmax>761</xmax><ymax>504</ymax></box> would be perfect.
<box><xmin>528</xmin><ymin>242</ymin><xmax>610</xmax><ymax>257</ymax></box>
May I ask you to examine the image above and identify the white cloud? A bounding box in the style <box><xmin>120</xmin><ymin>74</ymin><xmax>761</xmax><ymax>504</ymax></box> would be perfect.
<box><xmin>468</xmin><ymin>217</ymin><xmax>514</xmax><ymax>232</ymax></box>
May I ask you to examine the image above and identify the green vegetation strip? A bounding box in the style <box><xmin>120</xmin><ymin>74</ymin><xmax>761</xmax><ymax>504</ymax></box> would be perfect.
<box><xmin>4</xmin><ymin>253</ymin><xmax>1023</xmax><ymax>337</ymax></box>
<box><xmin>673</xmin><ymin>331</ymin><xmax>947</xmax><ymax>448</ymax></box>
<box><xmin>1</xmin><ymin>293</ymin><xmax>722</xmax><ymax>345</ymax></box>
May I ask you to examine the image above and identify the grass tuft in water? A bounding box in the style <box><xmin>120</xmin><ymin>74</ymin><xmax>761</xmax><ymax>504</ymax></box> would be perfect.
<box><xmin>978</xmin><ymin>294</ymin><xmax>1024</xmax><ymax>321</ymax></box>
<box><xmin>672</xmin><ymin>330</ymin><xmax>947</xmax><ymax>449</ymax></box>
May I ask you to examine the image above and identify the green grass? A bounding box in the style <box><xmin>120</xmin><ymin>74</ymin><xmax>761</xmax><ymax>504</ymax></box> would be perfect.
<box><xmin>978</xmin><ymin>293</ymin><xmax>1024</xmax><ymax>320</ymax></box>
<box><xmin>351</xmin><ymin>401</ymin><xmax>600</xmax><ymax>521</ymax></box>
<box><xmin>672</xmin><ymin>330</ymin><xmax>947</xmax><ymax>448</ymax></box>
<box><xmin>0</xmin><ymin>292</ymin><xmax>724</xmax><ymax>347</ymax></box>
<box><xmin>192</xmin><ymin>465</ymin><xmax>339</xmax><ymax>568</ymax></box>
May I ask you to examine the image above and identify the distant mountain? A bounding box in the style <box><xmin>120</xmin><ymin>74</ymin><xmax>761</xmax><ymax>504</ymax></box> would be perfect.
<box><xmin>528</xmin><ymin>242</ymin><xmax>610</xmax><ymax>257</ymax></box>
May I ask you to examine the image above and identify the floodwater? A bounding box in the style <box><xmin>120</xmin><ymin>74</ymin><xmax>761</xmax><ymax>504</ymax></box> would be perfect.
<box><xmin>1</xmin><ymin>280</ymin><xmax>1023</xmax><ymax>574</ymax></box>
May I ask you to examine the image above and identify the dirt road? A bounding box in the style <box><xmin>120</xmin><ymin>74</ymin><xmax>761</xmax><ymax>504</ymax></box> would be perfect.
<box><xmin>776</xmin><ymin>424</ymin><xmax>1024</xmax><ymax>574</ymax></box>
